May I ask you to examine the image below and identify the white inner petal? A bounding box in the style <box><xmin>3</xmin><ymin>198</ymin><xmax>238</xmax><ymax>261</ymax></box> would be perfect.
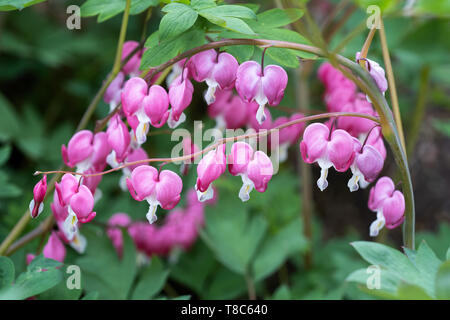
<box><xmin>238</xmin><ymin>174</ymin><xmax>255</xmax><ymax>202</ymax></box>
<box><xmin>106</xmin><ymin>150</ymin><xmax>119</xmax><ymax>168</ymax></box>
<box><xmin>63</xmin><ymin>207</ymin><xmax>79</xmax><ymax>241</ymax></box>
<box><xmin>70</xmin><ymin>232</ymin><xmax>87</xmax><ymax>254</ymax></box>
<box><xmin>317</xmin><ymin>159</ymin><xmax>332</xmax><ymax>191</ymax></box>
<box><xmin>145</xmin><ymin>196</ymin><xmax>160</xmax><ymax>224</ymax></box>
<box><xmin>347</xmin><ymin>165</ymin><xmax>362</xmax><ymax>192</ymax></box>
<box><xmin>136</xmin><ymin>121</ymin><xmax>149</xmax><ymax>145</ymax></box>
<box><xmin>167</xmin><ymin>110</ymin><xmax>186</xmax><ymax>129</ymax></box>
<box><xmin>195</xmin><ymin>183</ymin><xmax>214</xmax><ymax>202</ymax></box>
<box><xmin>204</xmin><ymin>79</ymin><xmax>219</xmax><ymax>105</ymax></box>
<box><xmin>76</xmin><ymin>157</ymin><xmax>92</xmax><ymax>174</ymax></box>
<box><xmin>369</xmin><ymin>211</ymin><xmax>385</xmax><ymax>237</ymax></box>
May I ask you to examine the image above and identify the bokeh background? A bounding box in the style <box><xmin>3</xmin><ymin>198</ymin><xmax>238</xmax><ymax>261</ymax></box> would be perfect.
<box><xmin>0</xmin><ymin>0</ymin><xmax>449</xmax><ymax>299</ymax></box>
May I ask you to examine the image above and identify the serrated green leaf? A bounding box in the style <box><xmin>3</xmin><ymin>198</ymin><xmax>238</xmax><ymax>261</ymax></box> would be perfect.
<box><xmin>0</xmin><ymin>257</ymin><xmax>15</xmax><ymax>289</ymax></box>
<box><xmin>0</xmin><ymin>0</ymin><xmax>46</xmax><ymax>11</ymax></box>
<box><xmin>200</xmin><ymin>5</ymin><xmax>256</xmax><ymax>20</ymax></box>
<box><xmin>141</xmin><ymin>29</ymin><xmax>206</xmax><ymax>69</ymax></box>
<box><xmin>129</xmin><ymin>0</ymin><xmax>158</xmax><ymax>15</ymax></box>
<box><xmin>159</xmin><ymin>3</ymin><xmax>198</xmax><ymax>40</ymax></box>
<box><xmin>346</xmin><ymin>267</ymin><xmax>400</xmax><ymax>293</ymax></box>
<box><xmin>255</xmin><ymin>8</ymin><xmax>304</xmax><ymax>28</ymax></box>
<box><xmin>131</xmin><ymin>257</ymin><xmax>169</xmax><ymax>300</ymax></box>
<box><xmin>190</xmin><ymin>0</ymin><xmax>216</xmax><ymax>11</ymax></box>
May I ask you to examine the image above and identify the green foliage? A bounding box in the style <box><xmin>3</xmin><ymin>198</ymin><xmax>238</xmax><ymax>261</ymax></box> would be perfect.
<box><xmin>0</xmin><ymin>0</ymin><xmax>46</xmax><ymax>11</ymax></box>
<box><xmin>0</xmin><ymin>255</ymin><xmax>63</xmax><ymax>300</ymax></box>
<box><xmin>130</xmin><ymin>257</ymin><xmax>169</xmax><ymax>300</ymax></box>
<box><xmin>81</xmin><ymin>0</ymin><xmax>159</xmax><ymax>22</ymax></box>
<box><xmin>160</xmin><ymin>3</ymin><xmax>199</xmax><ymax>40</ymax></box>
<box><xmin>347</xmin><ymin>241</ymin><xmax>450</xmax><ymax>299</ymax></box>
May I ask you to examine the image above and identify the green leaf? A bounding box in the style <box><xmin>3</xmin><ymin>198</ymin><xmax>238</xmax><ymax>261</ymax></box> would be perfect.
<box><xmin>38</xmin><ymin>265</ymin><xmax>83</xmax><ymax>300</ymax></box>
<box><xmin>435</xmin><ymin>261</ymin><xmax>450</xmax><ymax>300</ymax></box>
<box><xmin>224</xmin><ymin>44</ymin><xmax>254</xmax><ymax>63</ymax></box>
<box><xmin>0</xmin><ymin>144</ymin><xmax>11</xmax><ymax>166</ymax></box>
<box><xmin>271</xmin><ymin>285</ymin><xmax>291</xmax><ymax>300</ymax></box>
<box><xmin>201</xmin><ymin>199</ymin><xmax>267</xmax><ymax>275</ymax></box>
<box><xmin>0</xmin><ymin>182</ymin><xmax>22</xmax><ymax>198</ymax></box>
<box><xmin>129</xmin><ymin>0</ymin><xmax>158</xmax><ymax>15</ymax></box>
<box><xmin>432</xmin><ymin>119</ymin><xmax>450</xmax><ymax>137</ymax></box>
<box><xmin>131</xmin><ymin>257</ymin><xmax>169</xmax><ymax>300</ymax></box>
<box><xmin>0</xmin><ymin>0</ymin><xmax>46</xmax><ymax>11</ymax></box>
<box><xmin>82</xmin><ymin>291</ymin><xmax>99</xmax><ymax>300</ymax></box>
<box><xmin>160</xmin><ymin>3</ymin><xmax>198</xmax><ymax>40</ymax></box>
<box><xmin>0</xmin><ymin>255</ymin><xmax>62</xmax><ymax>300</ymax></box>
<box><xmin>396</xmin><ymin>283</ymin><xmax>433</xmax><ymax>300</ymax></box>
<box><xmin>201</xmin><ymin>266</ymin><xmax>247</xmax><ymax>299</ymax></box>
<box><xmin>253</xmin><ymin>219</ymin><xmax>307</xmax><ymax>282</ymax></box>
<box><xmin>199</xmin><ymin>5</ymin><xmax>257</xmax><ymax>20</ymax></box>
<box><xmin>190</xmin><ymin>0</ymin><xmax>216</xmax><ymax>11</ymax></box>
<box><xmin>141</xmin><ymin>29</ymin><xmax>206</xmax><ymax>69</ymax></box>
<box><xmin>346</xmin><ymin>267</ymin><xmax>400</xmax><ymax>294</ymax></box>
<box><xmin>0</xmin><ymin>92</ymin><xmax>20</xmax><ymax>141</ymax></box>
<box><xmin>255</xmin><ymin>8</ymin><xmax>304</xmax><ymax>28</ymax></box>
<box><xmin>81</xmin><ymin>0</ymin><xmax>124</xmax><ymax>22</ymax></box>
<box><xmin>447</xmin><ymin>247</ymin><xmax>450</xmax><ymax>261</ymax></box>
<box><xmin>413</xmin><ymin>241</ymin><xmax>442</xmax><ymax>297</ymax></box>
<box><xmin>0</xmin><ymin>257</ymin><xmax>15</xmax><ymax>289</ymax></box>
<box><xmin>75</xmin><ymin>228</ymin><xmax>137</xmax><ymax>299</ymax></box>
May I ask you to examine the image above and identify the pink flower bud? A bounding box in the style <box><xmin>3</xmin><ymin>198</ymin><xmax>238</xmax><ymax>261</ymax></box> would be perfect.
<box><xmin>356</xmin><ymin>52</ymin><xmax>388</xmax><ymax>94</ymax></box>
<box><xmin>142</xmin><ymin>85</ymin><xmax>169</xmax><ymax>127</ymax></box>
<box><xmin>121</xmin><ymin>41</ymin><xmax>143</xmax><ymax>76</ymax></box>
<box><xmin>300</xmin><ymin>123</ymin><xmax>355</xmax><ymax>191</ymax></box>
<box><xmin>236</xmin><ymin>61</ymin><xmax>288</xmax><ymax>125</ymax></box>
<box><xmin>107</xmin><ymin>213</ymin><xmax>131</xmax><ymax>258</ymax></box>
<box><xmin>43</xmin><ymin>232</ymin><xmax>66</xmax><ymax>263</ymax></box>
<box><xmin>29</xmin><ymin>175</ymin><xmax>47</xmax><ymax>218</ymax></box>
<box><xmin>168</xmin><ymin>69</ymin><xmax>193</xmax><ymax>128</ymax></box>
<box><xmin>195</xmin><ymin>144</ymin><xmax>226</xmax><ymax>202</ymax></box>
<box><xmin>61</xmin><ymin>130</ymin><xmax>94</xmax><ymax>171</ymax></box>
<box><xmin>190</xmin><ymin>49</ymin><xmax>238</xmax><ymax>104</ymax></box>
<box><xmin>106</xmin><ymin>115</ymin><xmax>131</xmax><ymax>166</ymax></box>
<box><xmin>368</xmin><ymin>176</ymin><xmax>405</xmax><ymax>236</ymax></box>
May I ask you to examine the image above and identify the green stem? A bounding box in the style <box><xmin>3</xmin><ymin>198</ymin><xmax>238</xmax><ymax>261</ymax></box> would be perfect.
<box><xmin>113</xmin><ymin>0</ymin><xmax>131</xmax><ymax>75</ymax></box>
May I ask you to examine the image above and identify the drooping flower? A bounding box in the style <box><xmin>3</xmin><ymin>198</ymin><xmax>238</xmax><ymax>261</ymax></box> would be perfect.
<box><xmin>121</xmin><ymin>41</ymin><xmax>144</xmax><ymax>76</ymax></box>
<box><xmin>368</xmin><ymin>176</ymin><xmax>405</xmax><ymax>236</ymax></box>
<box><xmin>61</xmin><ymin>130</ymin><xmax>94</xmax><ymax>173</ymax></box>
<box><xmin>195</xmin><ymin>144</ymin><xmax>226</xmax><ymax>202</ymax></box>
<box><xmin>347</xmin><ymin>137</ymin><xmax>384</xmax><ymax>192</ymax></box>
<box><xmin>104</xmin><ymin>72</ymin><xmax>125</xmax><ymax>112</ymax></box>
<box><xmin>338</xmin><ymin>93</ymin><xmax>378</xmax><ymax>137</ymax></box>
<box><xmin>126</xmin><ymin>166</ymin><xmax>183</xmax><ymax>224</ymax></box>
<box><xmin>228</xmin><ymin>142</ymin><xmax>274</xmax><ymax>202</ymax></box>
<box><xmin>300</xmin><ymin>123</ymin><xmax>355</xmax><ymax>191</ymax></box>
<box><xmin>29</xmin><ymin>175</ymin><xmax>47</xmax><ymax>218</ymax></box>
<box><xmin>168</xmin><ymin>69</ymin><xmax>194</xmax><ymax>128</ymax></box>
<box><xmin>356</xmin><ymin>52</ymin><xmax>388</xmax><ymax>95</ymax></box>
<box><xmin>190</xmin><ymin>49</ymin><xmax>239</xmax><ymax>105</ymax></box>
<box><xmin>119</xmin><ymin>147</ymin><xmax>148</xmax><ymax>191</ymax></box>
<box><xmin>236</xmin><ymin>61</ymin><xmax>288</xmax><ymax>125</ymax></box>
<box><xmin>106</xmin><ymin>115</ymin><xmax>131</xmax><ymax>168</ymax></box>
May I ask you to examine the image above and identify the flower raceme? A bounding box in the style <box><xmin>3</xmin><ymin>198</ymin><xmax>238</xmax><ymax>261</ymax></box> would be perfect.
<box><xmin>228</xmin><ymin>142</ymin><xmax>274</xmax><ymax>202</ymax></box>
<box><xmin>300</xmin><ymin>123</ymin><xmax>355</xmax><ymax>191</ymax></box>
<box><xmin>236</xmin><ymin>61</ymin><xmax>288</xmax><ymax>125</ymax></box>
<box><xmin>190</xmin><ymin>49</ymin><xmax>239</xmax><ymax>105</ymax></box>
<box><xmin>126</xmin><ymin>166</ymin><xmax>183</xmax><ymax>224</ymax></box>
<box><xmin>368</xmin><ymin>176</ymin><xmax>405</xmax><ymax>236</ymax></box>
<box><xmin>29</xmin><ymin>175</ymin><xmax>47</xmax><ymax>218</ymax></box>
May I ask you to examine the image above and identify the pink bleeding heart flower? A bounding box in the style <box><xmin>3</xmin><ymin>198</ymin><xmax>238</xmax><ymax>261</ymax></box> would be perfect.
<box><xmin>27</xmin><ymin>232</ymin><xmax>66</xmax><ymax>265</ymax></box>
<box><xmin>228</xmin><ymin>142</ymin><xmax>273</xmax><ymax>202</ymax></box>
<box><xmin>365</xmin><ymin>126</ymin><xmax>386</xmax><ymax>160</ymax></box>
<box><xmin>338</xmin><ymin>94</ymin><xmax>378</xmax><ymax>137</ymax></box>
<box><xmin>300</xmin><ymin>123</ymin><xmax>355</xmax><ymax>191</ymax></box>
<box><xmin>119</xmin><ymin>147</ymin><xmax>148</xmax><ymax>191</ymax></box>
<box><xmin>347</xmin><ymin>137</ymin><xmax>384</xmax><ymax>192</ymax></box>
<box><xmin>29</xmin><ymin>175</ymin><xmax>47</xmax><ymax>218</ymax></box>
<box><xmin>107</xmin><ymin>213</ymin><xmax>131</xmax><ymax>259</ymax></box>
<box><xmin>126</xmin><ymin>166</ymin><xmax>183</xmax><ymax>224</ymax></box>
<box><xmin>195</xmin><ymin>144</ymin><xmax>226</xmax><ymax>202</ymax></box>
<box><xmin>368</xmin><ymin>176</ymin><xmax>405</xmax><ymax>236</ymax></box>
<box><xmin>104</xmin><ymin>72</ymin><xmax>125</xmax><ymax>112</ymax></box>
<box><xmin>236</xmin><ymin>61</ymin><xmax>288</xmax><ymax>125</ymax></box>
<box><xmin>208</xmin><ymin>89</ymin><xmax>247</xmax><ymax>130</ymax></box>
<box><xmin>168</xmin><ymin>69</ymin><xmax>194</xmax><ymax>128</ymax></box>
<box><xmin>356</xmin><ymin>52</ymin><xmax>388</xmax><ymax>95</ymax></box>
<box><xmin>121</xmin><ymin>41</ymin><xmax>143</xmax><ymax>76</ymax></box>
<box><xmin>190</xmin><ymin>49</ymin><xmax>239</xmax><ymax>105</ymax></box>
<box><xmin>166</xmin><ymin>58</ymin><xmax>190</xmax><ymax>86</ymax></box>
<box><xmin>106</xmin><ymin>115</ymin><xmax>131</xmax><ymax>167</ymax></box>
<box><xmin>91</xmin><ymin>132</ymin><xmax>111</xmax><ymax>169</ymax></box>
<box><xmin>142</xmin><ymin>85</ymin><xmax>170</xmax><ymax>128</ymax></box>
<box><xmin>61</xmin><ymin>130</ymin><xmax>94</xmax><ymax>172</ymax></box>
<box><xmin>324</xmin><ymin>85</ymin><xmax>355</xmax><ymax>112</ymax></box>
<box><xmin>69</xmin><ymin>185</ymin><xmax>96</xmax><ymax>224</ymax></box>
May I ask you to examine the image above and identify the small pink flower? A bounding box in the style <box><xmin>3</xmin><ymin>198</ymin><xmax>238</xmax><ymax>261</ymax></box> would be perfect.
<box><xmin>126</xmin><ymin>166</ymin><xmax>183</xmax><ymax>223</ymax></box>
<box><xmin>142</xmin><ymin>85</ymin><xmax>170</xmax><ymax>128</ymax></box>
<box><xmin>338</xmin><ymin>94</ymin><xmax>378</xmax><ymax>137</ymax></box>
<box><xmin>121</xmin><ymin>41</ymin><xmax>143</xmax><ymax>76</ymax></box>
<box><xmin>29</xmin><ymin>175</ymin><xmax>47</xmax><ymax>218</ymax></box>
<box><xmin>106</xmin><ymin>115</ymin><xmax>131</xmax><ymax>167</ymax></box>
<box><xmin>356</xmin><ymin>52</ymin><xmax>388</xmax><ymax>95</ymax></box>
<box><xmin>195</xmin><ymin>144</ymin><xmax>226</xmax><ymax>202</ymax></box>
<box><xmin>236</xmin><ymin>61</ymin><xmax>288</xmax><ymax>125</ymax></box>
<box><xmin>107</xmin><ymin>213</ymin><xmax>131</xmax><ymax>259</ymax></box>
<box><xmin>300</xmin><ymin>123</ymin><xmax>355</xmax><ymax>191</ymax></box>
<box><xmin>347</xmin><ymin>138</ymin><xmax>384</xmax><ymax>192</ymax></box>
<box><xmin>69</xmin><ymin>185</ymin><xmax>96</xmax><ymax>224</ymax></box>
<box><xmin>61</xmin><ymin>130</ymin><xmax>94</xmax><ymax>172</ymax></box>
<box><xmin>168</xmin><ymin>69</ymin><xmax>194</xmax><ymax>128</ymax></box>
<box><xmin>104</xmin><ymin>72</ymin><xmax>125</xmax><ymax>112</ymax></box>
<box><xmin>228</xmin><ymin>142</ymin><xmax>273</xmax><ymax>201</ymax></box>
<box><xmin>119</xmin><ymin>147</ymin><xmax>149</xmax><ymax>191</ymax></box>
<box><xmin>368</xmin><ymin>176</ymin><xmax>405</xmax><ymax>236</ymax></box>
<box><xmin>190</xmin><ymin>49</ymin><xmax>239</xmax><ymax>104</ymax></box>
